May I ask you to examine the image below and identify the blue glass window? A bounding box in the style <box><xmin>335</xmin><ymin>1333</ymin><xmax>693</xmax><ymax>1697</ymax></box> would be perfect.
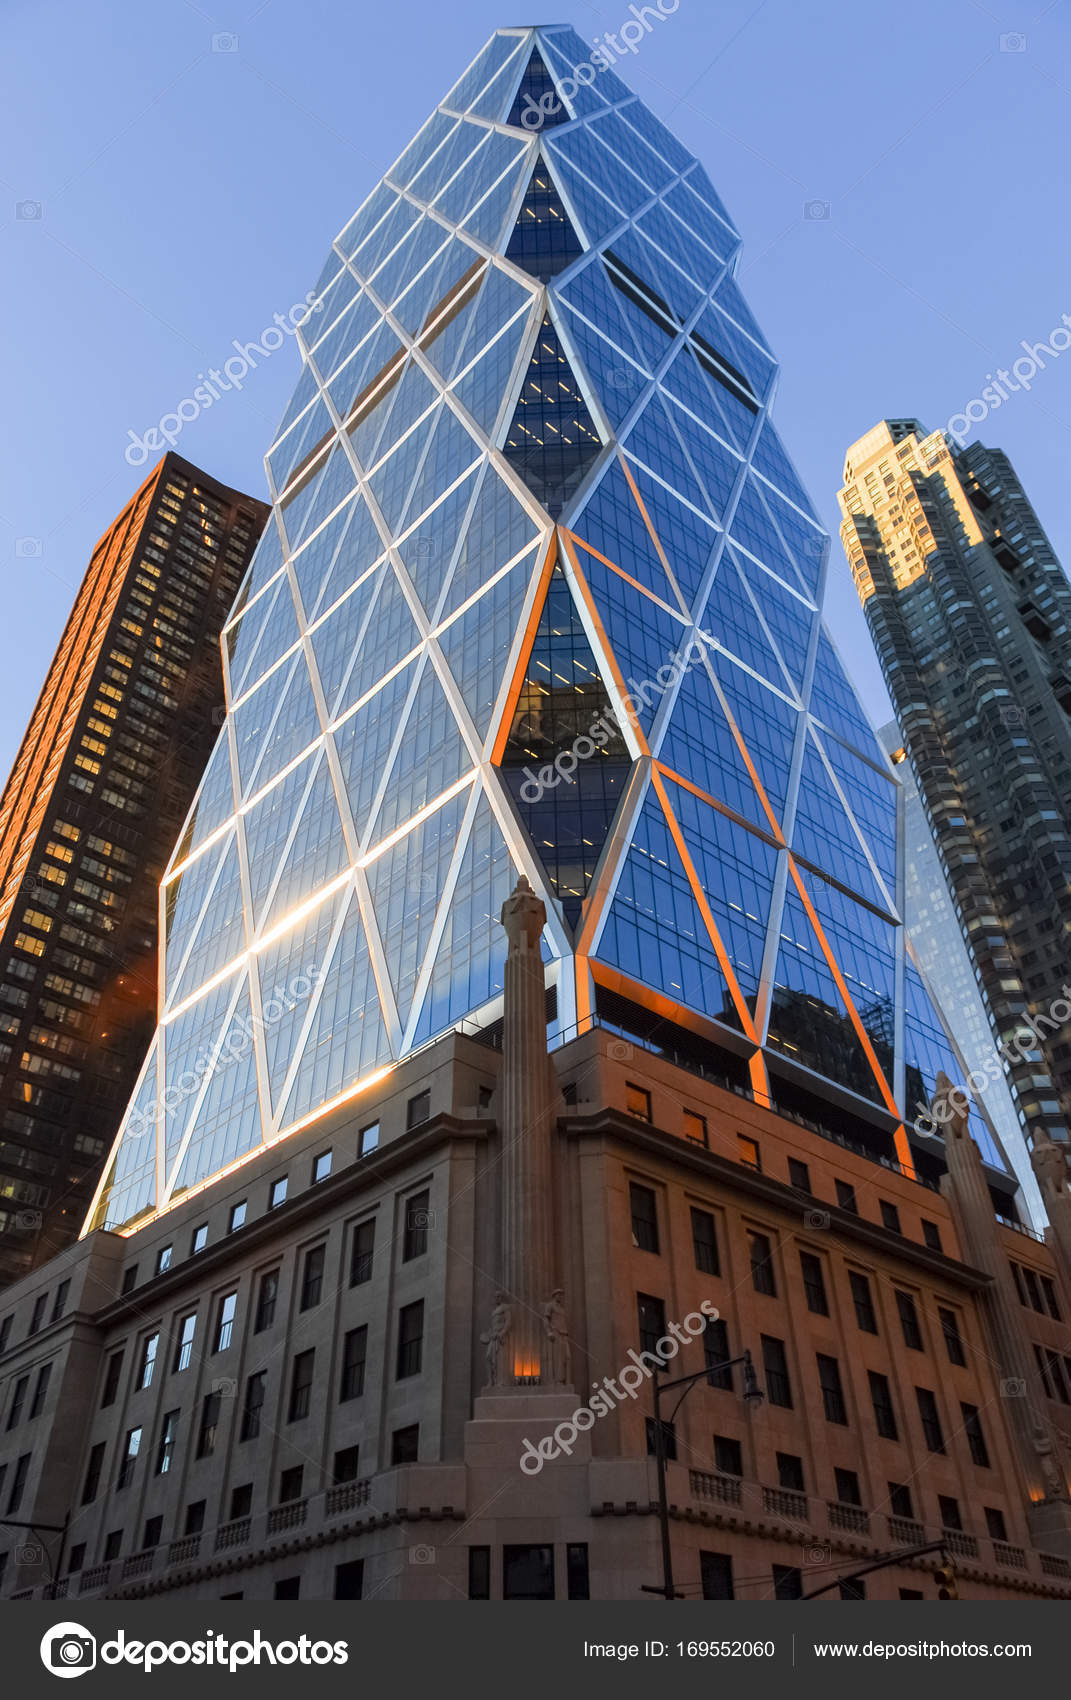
<box><xmin>506</xmin><ymin>167</ymin><xmax>584</xmax><ymax>281</ymax></box>
<box><xmin>504</xmin><ymin>315</ymin><xmax>602</xmax><ymax>517</ymax></box>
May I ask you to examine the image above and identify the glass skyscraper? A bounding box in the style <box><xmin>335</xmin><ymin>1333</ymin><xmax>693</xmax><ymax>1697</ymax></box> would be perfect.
<box><xmin>87</xmin><ymin>25</ymin><xmax>1011</xmax><ymax>1237</ymax></box>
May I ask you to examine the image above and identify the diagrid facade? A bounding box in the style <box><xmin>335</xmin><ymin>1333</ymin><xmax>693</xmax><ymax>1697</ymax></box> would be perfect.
<box><xmin>88</xmin><ymin>24</ymin><xmax>1013</xmax><ymax>1241</ymax></box>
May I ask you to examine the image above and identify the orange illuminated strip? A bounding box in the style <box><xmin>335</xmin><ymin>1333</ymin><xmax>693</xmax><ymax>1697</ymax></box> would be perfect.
<box><xmin>619</xmin><ymin>453</ymin><xmax>676</xmax><ymax>582</ymax></box>
<box><xmin>656</xmin><ymin>762</ymin><xmax>781</xmax><ymax>852</ymax></box>
<box><xmin>559</xmin><ymin>530</ymin><xmax>650</xmax><ymax>756</ymax></box>
<box><xmin>568</xmin><ymin>530</ymin><xmax>683</xmax><ymax>624</ymax></box>
<box><xmin>489</xmin><ymin>533</ymin><xmax>558</xmax><ymax>766</ymax></box>
<box><xmin>786</xmin><ymin>858</ymin><xmax>915</xmax><ymax>1176</ymax></box>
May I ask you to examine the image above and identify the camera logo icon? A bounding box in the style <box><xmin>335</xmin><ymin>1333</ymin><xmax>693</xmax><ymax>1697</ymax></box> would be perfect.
<box><xmin>804</xmin><ymin>200</ymin><xmax>831</xmax><ymax>220</ymax></box>
<box><xmin>999</xmin><ymin>32</ymin><xmax>1027</xmax><ymax>52</ymax></box>
<box><xmin>40</xmin><ymin>1623</ymin><xmax>96</xmax><ymax>1679</ymax></box>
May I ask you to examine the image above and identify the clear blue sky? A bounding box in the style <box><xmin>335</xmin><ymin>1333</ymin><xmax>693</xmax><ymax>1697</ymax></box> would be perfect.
<box><xmin>3</xmin><ymin>0</ymin><xmax>1070</xmax><ymax>780</ymax></box>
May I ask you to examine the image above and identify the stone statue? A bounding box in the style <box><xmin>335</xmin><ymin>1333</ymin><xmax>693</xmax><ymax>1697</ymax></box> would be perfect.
<box><xmin>481</xmin><ymin>1292</ymin><xmax>512</xmax><ymax>1387</ymax></box>
<box><xmin>542</xmin><ymin>1288</ymin><xmax>571</xmax><ymax>1386</ymax></box>
<box><xmin>1032</xmin><ymin>1135</ymin><xmax>1071</xmax><ymax>1195</ymax></box>
<box><xmin>1032</xmin><ymin>1425</ymin><xmax>1070</xmax><ymax>1501</ymax></box>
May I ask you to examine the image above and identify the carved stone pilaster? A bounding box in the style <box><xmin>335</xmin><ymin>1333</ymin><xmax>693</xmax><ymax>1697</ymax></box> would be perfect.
<box><xmin>1031</xmin><ymin>1134</ymin><xmax>1071</xmax><ymax>1314</ymax></box>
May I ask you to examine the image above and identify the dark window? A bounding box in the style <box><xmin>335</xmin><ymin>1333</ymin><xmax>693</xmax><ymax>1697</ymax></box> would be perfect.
<box><xmin>0</xmin><ymin>1316</ymin><xmax>10</xmax><ymax>1353</ymax></box>
<box><xmin>888</xmin><ymin>1481</ymin><xmax>913</xmax><ymax>1518</ymax></box>
<box><xmin>469</xmin><ymin>1546</ymin><xmax>491</xmax><ymax>1600</ymax></box>
<box><xmin>6</xmin><ymin>1373</ymin><xmax>28</xmax><ymax>1429</ymax></box>
<box><xmin>214</xmin><ymin>1291</ymin><xmax>237</xmax><ymax>1352</ymax></box>
<box><xmin>254</xmin><ymin>1271</ymin><xmax>279</xmax><ymax>1333</ymax></box>
<box><xmin>799</xmin><ymin>1251</ymin><xmax>828</xmax><ymax>1315</ymax></box>
<box><xmin>788</xmin><ymin>1158</ymin><xmax>811</xmax><ymax>1191</ymax></box>
<box><xmin>834</xmin><ymin>1467</ymin><xmax>861</xmax><ymax>1506</ymax></box>
<box><xmin>278</xmin><ymin>1466</ymin><xmax>304</xmax><ymax>1503</ymax></box>
<box><xmin>350</xmin><ymin>1219</ymin><xmax>375</xmax><ymax>1286</ymax></box>
<box><xmin>637</xmin><ymin>1292</ymin><xmax>666</xmax><ymax>1357</ymax></box>
<box><xmin>185</xmin><ymin>1500</ymin><xmax>206</xmax><ymax>1535</ymax></box>
<box><xmin>939</xmin><ymin>1494</ymin><xmax>962</xmax><ymax>1530</ymax></box>
<box><xmin>899</xmin><ymin>1588</ymin><xmax>923</xmax><ymax>1600</ymax></box>
<box><xmin>403</xmin><ymin>1189</ymin><xmax>430</xmax><ymax>1260</ymax></box>
<box><xmin>761</xmin><ymin>1335</ymin><xmax>792</xmax><ymax>1408</ymax></box>
<box><xmin>116</xmin><ymin>1430</ymin><xmax>140</xmax><ymax>1492</ymax></box>
<box><xmin>191</xmin><ymin>1224</ymin><xmax>207</xmax><ymax>1255</ymax></box>
<box><xmin>939</xmin><ymin>1307</ymin><xmax>966</xmax><ymax>1366</ymax></box>
<box><xmin>922</xmin><ymin>1219</ymin><xmax>942</xmax><ymax>1252</ymax></box>
<box><xmin>26</xmin><ymin>1365</ymin><xmax>49</xmax><ymax>1418</ymax></box>
<box><xmin>406</xmin><ymin>1090</ymin><xmax>430</xmax><ymax>1129</ymax></box>
<box><xmin>391</xmin><ymin>1424</ymin><xmax>419</xmax><ymax>1464</ymax></box>
<box><xmin>122</xmin><ymin>1267</ymin><xmax>139</xmax><ymax>1293</ymax></box>
<box><xmin>288</xmin><ymin>1349</ymin><xmax>315</xmax><ymax>1421</ymax></box>
<box><xmin>625</xmin><ymin>1083</ymin><xmax>651</xmax><ymax>1121</ymax></box>
<box><xmin>300</xmin><ymin>1245</ymin><xmax>325</xmax><ymax>1311</ymax></box>
<box><xmin>155</xmin><ymin>1409</ymin><xmax>179</xmax><ymax>1475</ymax></box>
<box><xmin>230</xmin><ymin>1483</ymin><xmax>253</xmax><ymax>1519</ymax></box>
<box><xmin>817</xmin><ymin>1354</ymin><xmax>847</xmax><ymax>1424</ymax></box>
<box><xmin>748</xmin><ymin>1231</ymin><xmax>776</xmax><ymax>1296</ymax></box>
<box><xmin>240</xmin><ymin>1371</ymin><xmax>266</xmax><ymax>1440</ymax></box>
<box><xmin>835</xmin><ymin>1179</ymin><xmax>858</xmax><ymax>1214</ymax></box>
<box><xmin>714</xmin><ymin>1434</ymin><xmax>743</xmax><ymax>1476</ymax></box>
<box><xmin>703</xmin><ymin>1316</ymin><xmax>733</xmax><ymax>1390</ymax></box>
<box><xmin>82</xmin><ymin>1441</ymin><xmax>105</xmax><ymax>1503</ymax></box>
<box><xmin>504</xmin><ymin>1543</ymin><xmax>555</xmax><ymax>1600</ymax></box>
<box><xmin>334</xmin><ymin>1559</ymin><xmax>363</xmax><ymax>1599</ymax></box>
<box><xmin>173</xmin><ymin>1312</ymin><xmax>196</xmax><ymax>1371</ymax></box>
<box><xmin>340</xmin><ymin>1326</ymin><xmax>368</xmax><ymax>1401</ymax></box>
<box><xmin>961</xmin><ymin>1402</ymin><xmax>990</xmax><ymax>1467</ymax></box>
<box><xmin>269</xmin><ymin>1176</ymin><xmax>288</xmax><ymax>1210</ymax></box>
<box><xmin>691</xmin><ymin>1207</ymin><xmax>719</xmax><ymax>1274</ymax></box>
<box><xmin>869</xmin><ymin>1372</ymin><xmax>898</xmax><ymax>1439</ymax></box>
<box><xmin>896</xmin><ymin>1290</ymin><xmax>923</xmax><ymax>1351</ymax></box>
<box><xmin>275</xmin><ymin>1576</ymin><xmax>300</xmax><ymax>1599</ymax></box>
<box><xmin>773</xmin><ymin>1564</ymin><xmax>802</xmax><ymax>1599</ymax></box>
<box><xmin>51</xmin><ymin>1279</ymin><xmax>70</xmax><ymax>1321</ymax></box>
<box><xmin>880</xmin><ymin>1200</ymin><xmax>901</xmax><ymax>1233</ymax></box>
<box><xmin>916</xmin><ymin>1387</ymin><xmax>945</xmax><ymax>1453</ymax></box>
<box><xmin>313</xmin><ymin>1150</ymin><xmax>332</xmax><ymax>1184</ymax></box>
<box><xmin>196</xmin><ymin>1391</ymin><xmax>221</xmax><ymax>1457</ymax></box>
<box><xmin>333</xmin><ymin>1445</ymin><xmax>360</xmax><ymax>1484</ymax></box>
<box><xmin>102</xmin><ymin>1529</ymin><xmax>122</xmax><ymax>1562</ymax></box>
<box><xmin>849</xmin><ymin>1271</ymin><xmax>878</xmax><ymax>1333</ymax></box>
<box><xmin>777</xmin><ymin>1452</ymin><xmax>805</xmax><ymax>1491</ymax></box>
<box><xmin>228</xmin><ymin>1202</ymin><xmax>246</xmax><ymax>1233</ymax></box>
<box><xmin>839</xmin><ymin>1577</ymin><xmax>866</xmax><ymax>1600</ymax></box>
<box><xmin>1041</xmin><ymin>1276</ymin><xmax>1061</xmax><ymax>1320</ymax></box>
<box><xmin>700</xmin><ymin>1551</ymin><xmax>734</xmax><ymax>1599</ymax></box>
<box><xmin>567</xmin><ymin>1542</ymin><xmax>590</xmax><ymax>1600</ymax></box>
<box><xmin>646</xmin><ymin>1416</ymin><xmax>677</xmax><ymax>1460</ymax></box>
<box><xmin>67</xmin><ymin>1544</ymin><xmax>85</xmax><ymax>1575</ymax></box>
<box><xmin>985</xmin><ymin>1506</ymin><xmax>1008</xmax><ymax>1542</ymax></box>
<box><xmin>7</xmin><ymin>1452</ymin><xmax>31</xmax><ymax>1513</ymax></box>
<box><xmin>630</xmin><ymin>1183</ymin><xmax>659</xmax><ymax>1253</ymax></box>
<box><xmin>396</xmin><ymin>1300</ymin><xmax>425</xmax><ymax>1379</ymax></box>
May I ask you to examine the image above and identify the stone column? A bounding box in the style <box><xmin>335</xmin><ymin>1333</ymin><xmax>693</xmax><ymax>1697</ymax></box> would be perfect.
<box><xmin>936</xmin><ymin>1075</ymin><xmax>1071</xmax><ymax>1553</ymax></box>
<box><xmin>498</xmin><ymin>876</ymin><xmax>558</xmax><ymax>1383</ymax></box>
<box><xmin>1030</xmin><ymin>1135</ymin><xmax>1071</xmax><ymax>1313</ymax></box>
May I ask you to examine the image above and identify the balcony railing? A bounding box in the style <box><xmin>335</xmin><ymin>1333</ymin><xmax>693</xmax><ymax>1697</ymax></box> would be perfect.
<box><xmin>120</xmin><ymin>1552</ymin><xmax>155</xmax><ymax>1580</ymax></box>
<box><xmin>325</xmin><ymin>1477</ymin><xmax>372</xmax><ymax>1518</ymax></box>
<box><xmin>689</xmin><ymin>1469</ymin><xmax>742</xmax><ymax>1506</ymax></box>
<box><xmin>267</xmin><ymin>1499</ymin><xmax>307</xmax><ymax>1534</ymax></box>
<box><xmin>828</xmin><ymin>1501</ymin><xmax>870</xmax><ymax>1535</ymax></box>
<box><xmin>215</xmin><ymin>1518</ymin><xmax>251</xmax><ymax>1551</ymax></box>
<box><xmin>993</xmin><ymin>1541</ymin><xmax>1027</xmax><ymax>1570</ymax></box>
<box><xmin>1041</xmin><ymin>1552</ymin><xmax>1071</xmax><ymax>1578</ymax></box>
<box><xmin>887</xmin><ymin>1516</ymin><xmax>924</xmax><ymax>1545</ymax></box>
<box><xmin>762</xmin><ymin>1486</ymin><xmax>808</xmax><ymax>1521</ymax></box>
<box><xmin>81</xmin><ymin>1563</ymin><xmax>111</xmax><ymax>1592</ymax></box>
<box><xmin>167</xmin><ymin>1535</ymin><xmax>201</xmax><ymax>1566</ymax></box>
<box><xmin>942</xmin><ymin>1529</ymin><xmax>978</xmax><ymax>1559</ymax></box>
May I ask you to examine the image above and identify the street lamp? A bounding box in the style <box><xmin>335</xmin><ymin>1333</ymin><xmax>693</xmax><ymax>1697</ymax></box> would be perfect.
<box><xmin>644</xmin><ymin>1348</ymin><xmax>764</xmax><ymax>1601</ymax></box>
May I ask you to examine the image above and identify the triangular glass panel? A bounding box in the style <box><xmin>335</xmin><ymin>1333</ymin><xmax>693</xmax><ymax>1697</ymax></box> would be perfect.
<box><xmin>309</xmin><ymin>560</ymin><xmax>388</xmax><ymax>717</ymax></box>
<box><xmin>903</xmin><ymin>961</ymin><xmax>1005</xmax><ymax>1169</ymax></box>
<box><xmin>506</xmin><ymin>165</ymin><xmax>584</xmax><ymax>281</ymax></box>
<box><xmin>666</xmin><ymin>405</ymin><xmax>743</xmax><ymax>526</ymax></box>
<box><xmin>164</xmin><ymin>829</ymin><xmax>231</xmax><ymax>990</ymax></box>
<box><xmin>233</xmin><ymin>573</ymin><xmax>301</xmax><ymax>697</ymax></box>
<box><xmin>93</xmin><ymin>1044</ymin><xmax>159</xmax><ymax>1231</ymax></box>
<box><xmin>699</xmin><ymin>551</ymin><xmax>788</xmax><ymax>689</ymax></box>
<box><xmin>575</xmin><ymin>551</ymin><xmax>690</xmax><ymax>736</ymax></box>
<box><xmin>556</xmin><ymin>303</ymin><xmax>648</xmax><ymax>431</ymax></box>
<box><xmin>626</xmin><ymin>461</ymin><xmax>718</xmax><ymax>611</ymax></box>
<box><xmin>367</xmin><ymin>659</ymin><xmax>474</xmax><ymax>846</ymax></box>
<box><xmin>260</xmin><ymin>752</ymin><xmax>349</xmax><ymax>935</ymax></box>
<box><xmin>759</xmin><ymin>478</ymin><xmax>826</xmax><ymax>600</ymax></box>
<box><xmin>396</xmin><ymin>235</ymin><xmax>481</xmax><ymax>342</ymax></box>
<box><xmin>820</xmin><ymin>733</ymin><xmax>898</xmax><ymax>896</ymax></box>
<box><xmin>331</xmin><ymin>660</ymin><xmax>419</xmax><ymax>844</ymax></box>
<box><xmin>162</xmin><ymin>972</ymin><xmax>243</xmax><ymax>1185</ymax></box>
<box><xmin>726</xmin><ymin>545</ymin><xmax>814</xmax><ymax>691</ymax></box>
<box><xmin>438</xmin><ymin>546</ymin><xmax>540</xmax><ymax>738</ymax></box>
<box><xmin>749</xmin><ymin>416</ymin><xmax>820</xmax><ymax>523</ymax></box>
<box><xmin>290</xmin><ymin>498</ymin><xmax>358</xmax><ymax>619</ymax></box>
<box><xmin>400</xmin><ymin>405</ymin><xmax>483</xmax><ymax>532</ymax></box>
<box><xmin>256</xmin><ymin>885</ymin><xmax>350</xmax><ymax>1119</ymax></box>
<box><xmin>808</xmin><ymin>629</ymin><xmax>886</xmax><ymax>764</ymax></box>
<box><xmin>368</xmin><ymin>784</ymin><xmax>473</xmax><ymax>1028</ymax></box>
<box><xmin>444</xmin><ymin>32</ymin><xmax>523</xmax><ymax>117</ymax></box>
<box><xmin>801</xmin><ymin>868</ymin><xmax>897</xmax><ymax>1079</ymax></box>
<box><xmin>313</xmin><ymin>496</ymin><xmax>387</xmax><ymax>620</ymax></box>
<box><xmin>277</xmin><ymin>886</ymin><xmax>394</xmax><ymax>1128</ymax></box>
<box><xmin>543</xmin><ymin>150</ymin><xmax>623</xmax><ymax>246</ymax></box>
<box><xmin>728</xmin><ymin>474</ymin><xmax>808</xmax><ymax>597</ymax></box>
<box><xmin>396</xmin><ymin>465</ymin><xmax>481</xmax><ymax>620</ymax></box>
<box><xmin>596</xmin><ymin>792</ymin><xmax>738</xmax><ymax>1026</ymax></box>
<box><xmin>439</xmin><ymin>465</ymin><xmax>541</xmax><ymax>620</ymax></box>
<box><xmin>173</xmin><ymin>732</ymin><xmax>235</xmax><ymax>866</ymax></box>
<box><xmin>470</xmin><ymin>40</ymin><xmax>532</xmax><ymax>120</ymax></box>
<box><xmin>170</xmin><ymin>978</ymin><xmax>263</xmax><ymax>1193</ymax></box>
<box><xmin>571</xmin><ymin>458</ymin><xmax>684</xmax><ymax>611</ymax></box>
<box><xmin>268</xmin><ymin>396</ymin><xmax>331</xmax><ymax>496</ymax></box>
<box><xmin>497</xmin><ymin>564</ymin><xmax>631</xmax><ymax>928</ymax></box>
<box><xmin>234</xmin><ymin>517</ymin><xmax>284</xmax><ymax>608</ymax></box>
<box><xmin>227</xmin><ymin>573</ymin><xmax>287</xmax><ymax>699</ymax></box>
<box><xmin>453</xmin><ymin>305</ymin><xmax>533</xmax><ymax>439</ymax></box>
<box><xmin>714</xmin><ymin>657</ymin><xmax>799</xmax><ymax>826</ymax></box>
<box><xmin>503</xmin><ymin>314</ymin><xmax>602</xmax><ymax>517</ymax></box>
<box><xmin>662</xmin><ymin>774</ymin><xmax>780</xmax><ymax>1011</ymax></box>
<box><xmin>282</xmin><ymin>442</ymin><xmax>356</xmax><ymax>554</ymax></box>
<box><xmin>410</xmin><ymin>787</ymin><xmax>518</xmax><ymax>1043</ymax></box>
<box><xmin>657</xmin><ymin>657</ymin><xmax>771</xmax><ymax>834</ymax></box>
<box><xmin>168</xmin><ymin>834</ymin><xmax>246</xmax><ymax>1004</ymax></box>
<box><xmin>791</xmin><ymin>730</ymin><xmax>893</xmax><ymax>911</ymax></box>
<box><xmin>623</xmin><ymin>397</ymin><xmax>711</xmax><ymax>517</ymax></box>
<box><xmin>242</xmin><ymin>752</ymin><xmax>321</xmax><ymax>927</ymax></box>
<box><xmin>238</xmin><ymin>651</ymin><xmax>322</xmax><ymax>799</ymax></box>
<box><xmin>506</xmin><ymin>45</ymin><xmax>569</xmax><ymax>131</ymax></box>
<box><xmin>330</xmin><ymin>566</ymin><xmax>420</xmax><ymax>723</ymax></box>
<box><xmin>768</xmin><ymin>879</ymin><xmax>885</xmax><ymax>1104</ymax></box>
<box><xmin>538</xmin><ymin>30</ymin><xmax>612</xmax><ymax>118</ymax></box>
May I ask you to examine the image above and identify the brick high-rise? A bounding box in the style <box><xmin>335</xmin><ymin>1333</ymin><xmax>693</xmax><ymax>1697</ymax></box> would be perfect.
<box><xmin>839</xmin><ymin>421</ymin><xmax>1071</xmax><ymax>1151</ymax></box>
<box><xmin>0</xmin><ymin>455</ymin><xmax>268</xmax><ymax>1283</ymax></box>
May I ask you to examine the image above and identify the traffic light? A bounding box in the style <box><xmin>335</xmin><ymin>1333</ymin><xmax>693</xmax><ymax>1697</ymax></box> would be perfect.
<box><xmin>935</xmin><ymin>1561</ymin><xmax>958</xmax><ymax>1600</ymax></box>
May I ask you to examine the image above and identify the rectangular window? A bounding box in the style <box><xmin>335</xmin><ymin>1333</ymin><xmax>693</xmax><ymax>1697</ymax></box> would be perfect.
<box><xmin>691</xmin><ymin>1207</ymin><xmax>719</xmax><ymax>1274</ymax></box>
<box><xmin>880</xmin><ymin>1200</ymin><xmax>901</xmax><ymax>1234</ymax></box>
<box><xmin>939</xmin><ymin>1307</ymin><xmax>966</xmax><ymax>1366</ymax></box>
<box><xmin>682</xmin><ymin>1109</ymin><xmax>707</xmax><ymax>1146</ymax></box>
<box><xmin>625</xmin><ymin>1083</ymin><xmax>651</xmax><ymax>1121</ymax></box>
<box><xmin>777</xmin><ymin>1452</ymin><xmax>805</xmax><ymax>1491</ymax></box>
<box><xmin>82</xmin><ymin>1441</ymin><xmax>106</xmax><ymax>1503</ymax></box>
<box><xmin>403</xmin><ymin>1189</ymin><xmax>430</xmax><ymax>1260</ymax></box>
<box><xmin>961</xmin><ymin>1402</ymin><xmax>990</xmax><ymax>1467</ymax></box>
<box><xmin>916</xmin><ymin>1387</ymin><xmax>945</xmax><ymax>1453</ymax></box>
<box><xmin>817</xmin><ymin>1354</ymin><xmax>847</xmax><ymax>1424</ymax></box>
<box><xmin>748</xmin><ymin>1230</ymin><xmax>776</xmax><ymax>1296</ymax></box>
<box><xmin>138</xmin><ymin>1332</ymin><xmax>159</xmax><ymax>1389</ymax></box>
<box><xmin>155</xmin><ymin>1245</ymin><xmax>173</xmax><ymax>1274</ymax></box>
<box><xmin>773</xmin><ymin>1564</ymin><xmax>802</xmax><ymax>1600</ymax></box>
<box><xmin>29</xmin><ymin>1362</ymin><xmax>51</xmax><ymax>1418</ymax></box>
<box><xmin>350</xmin><ymin>1219</ymin><xmax>375</xmax><ymax>1286</ymax></box>
<box><xmin>196</xmin><ymin>1392</ymin><xmax>221</xmax><ymax>1457</ymax></box>
<box><xmin>703</xmin><ymin>1316</ymin><xmax>733</xmax><ymax>1390</ymax></box>
<box><xmin>985</xmin><ymin>1506</ymin><xmax>1008</xmax><ymax>1542</ymax></box>
<box><xmin>849</xmin><ymin>1271</ymin><xmax>878</xmax><ymax>1333</ymax></box>
<box><xmin>191</xmin><ymin>1224</ymin><xmax>207</xmax><ymax>1255</ymax></box>
<box><xmin>629</xmin><ymin>1183</ymin><xmax>659</xmax><ymax>1253</ymax></box>
<box><xmin>788</xmin><ymin>1158</ymin><xmax>811</xmax><ymax>1191</ymax></box>
<box><xmin>407</xmin><ymin>1089</ymin><xmax>431</xmax><ymax>1129</ymax></box>
<box><xmin>391</xmin><ymin>1423</ymin><xmax>419</xmax><ymax>1464</ymax></box>
<box><xmin>359</xmin><ymin>1122</ymin><xmax>379</xmax><ymax>1156</ymax></box>
<box><xmin>333</xmin><ymin>1446</ymin><xmax>360</xmax><ymax>1484</ymax></box>
<box><xmin>269</xmin><ymin>1176</ymin><xmax>288</xmax><ymax>1210</ymax></box>
<box><xmin>700</xmin><ymin>1550</ymin><xmax>734</xmax><ymax>1599</ymax></box>
<box><xmin>300</xmin><ymin>1244</ymin><xmax>325</xmax><ymax>1311</ymax></box>
<box><xmin>869</xmin><ymin>1371</ymin><xmax>898</xmax><ymax>1440</ymax></box>
<box><xmin>240</xmin><ymin>1371</ymin><xmax>266</xmax><ymax>1441</ymax></box>
<box><xmin>228</xmin><ymin>1201</ymin><xmax>247</xmax><ymax>1233</ymax></box>
<box><xmin>117</xmin><ymin>1426</ymin><xmax>141</xmax><ymax>1490</ymax></box>
<box><xmin>836</xmin><ymin>1179</ymin><xmax>858</xmax><ymax>1215</ymax></box>
<box><xmin>714</xmin><ymin>1434</ymin><xmax>742</xmax><ymax>1476</ymax></box>
<box><xmin>396</xmin><ymin>1301</ymin><xmax>424</xmax><ymax>1379</ymax></box>
<box><xmin>835</xmin><ymin>1467</ymin><xmax>861</xmax><ymax>1506</ymax></box>
<box><xmin>340</xmin><ymin>1325</ymin><xmax>368</xmax><ymax>1401</ymax></box>
<box><xmin>799</xmin><ymin>1251</ymin><xmax>828</xmax><ymax>1316</ymax></box>
<box><xmin>566</xmin><ymin>1542</ymin><xmax>590</xmax><ymax>1600</ymax></box>
<box><xmin>288</xmin><ymin>1349</ymin><xmax>315</xmax><ymax>1421</ymax></box>
<box><xmin>102</xmin><ymin>1529</ymin><xmax>122</xmax><ymax>1562</ymax></box>
<box><xmin>313</xmin><ymin>1149</ymin><xmax>332</xmax><ymax>1183</ymax></box>
<box><xmin>185</xmin><ymin>1501</ymin><xmax>206</xmax><ymax>1535</ymax></box>
<box><xmin>839</xmin><ymin>1578</ymin><xmax>866</xmax><ymax>1600</ymax></box>
<box><xmin>173</xmin><ymin>1313</ymin><xmax>196</xmax><ymax>1372</ymax></box>
<box><xmin>334</xmin><ymin>1558</ymin><xmax>364</xmax><ymax>1600</ymax></box>
<box><xmin>503</xmin><ymin>1543</ymin><xmax>555</xmax><ymax>1600</ymax></box>
<box><xmin>279</xmin><ymin>1466</ymin><xmax>303</xmax><ymax>1503</ymax></box>
<box><xmin>922</xmin><ymin>1219</ymin><xmax>943</xmax><ymax>1252</ymax></box>
<box><xmin>761</xmin><ymin>1335</ymin><xmax>793</xmax><ymax>1408</ymax></box>
<box><xmin>939</xmin><ymin>1494</ymin><xmax>962</xmax><ymax>1530</ymax></box>
<box><xmin>254</xmin><ymin>1270</ymin><xmax>279</xmax><ymax>1333</ymax></box>
<box><xmin>468</xmin><ymin>1546</ymin><xmax>491</xmax><ymax>1600</ymax></box>
<box><xmin>155</xmin><ymin>1409</ymin><xmax>179</xmax><ymax>1475</ymax></box>
<box><xmin>888</xmin><ymin>1481</ymin><xmax>913</xmax><ymax>1518</ymax></box>
<box><xmin>637</xmin><ymin>1292</ymin><xmax>666</xmax><ymax>1357</ymax></box>
<box><xmin>230</xmin><ymin>1483</ymin><xmax>253</xmax><ymax>1520</ymax></box>
<box><xmin>896</xmin><ymin>1290</ymin><xmax>923</xmax><ymax>1351</ymax></box>
<box><xmin>737</xmin><ymin>1133</ymin><xmax>761</xmax><ymax>1171</ymax></box>
<box><xmin>51</xmin><ymin>1279</ymin><xmax>70</xmax><ymax>1322</ymax></box>
<box><xmin>6</xmin><ymin>1373</ymin><xmax>28</xmax><ymax>1429</ymax></box>
<box><xmin>214</xmin><ymin>1291</ymin><xmax>238</xmax><ymax>1352</ymax></box>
